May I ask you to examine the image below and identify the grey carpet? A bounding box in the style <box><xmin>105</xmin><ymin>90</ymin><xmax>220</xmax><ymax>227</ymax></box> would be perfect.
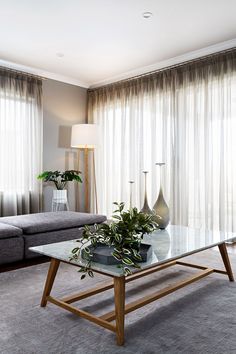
<box><xmin>1</xmin><ymin>249</ymin><xmax>236</xmax><ymax>354</ymax></box>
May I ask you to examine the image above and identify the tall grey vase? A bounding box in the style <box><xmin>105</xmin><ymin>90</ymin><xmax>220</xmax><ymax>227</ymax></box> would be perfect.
<box><xmin>152</xmin><ymin>163</ymin><xmax>170</xmax><ymax>229</ymax></box>
<box><xmin>140</xmin><ymin>171</ymin><xmax>152</xmax><ymax>214</ymax></box>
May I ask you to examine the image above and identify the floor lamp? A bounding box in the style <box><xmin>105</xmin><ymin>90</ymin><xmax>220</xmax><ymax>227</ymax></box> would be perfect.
<box><xmin>71</xmin><ymin>124</ymin><xmax>99</xmax><ymax>213</ymax></box>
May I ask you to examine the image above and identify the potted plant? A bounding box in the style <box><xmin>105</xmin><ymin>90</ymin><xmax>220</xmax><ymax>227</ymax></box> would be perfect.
<box><xmin>37</xmin><ymin>170</ymin><xmax>82</xmax><ymax>189</ymax></box>
<box><xmin>70</xmin><ymin>202</ymin><xmax>159</xmax><ymax>278</ymax></box>
<box><xmin>37</xmin><ymin>170</ymin><xmax>82</xmax><ymax>206</ymax></box>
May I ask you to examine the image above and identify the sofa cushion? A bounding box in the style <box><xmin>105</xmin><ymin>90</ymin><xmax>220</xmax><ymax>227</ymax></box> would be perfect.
<box><xmin>24</xmin><ymin>227</ymin><xmax>84</xmax><ymax>259</ymax></box>
<box><xmin>0</xmin><ymin>236</ymin><xmax>24</xmax><ymax>264</ymax></box>
<box><xmin>0</xmin><ymin>222</ymin><xmax>22</xmax><ymax>239</ymax></box>
<box><xmin>0</xmin><ymin>211</ymin><xmax>106</xmax><ymax>235</ymax></box>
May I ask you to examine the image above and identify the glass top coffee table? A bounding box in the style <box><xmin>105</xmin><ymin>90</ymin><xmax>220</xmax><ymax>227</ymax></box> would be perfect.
<box><xmin>30</xmin><ymin>225</ymin><xmax>235</xmax><ymax>346</ymax></box>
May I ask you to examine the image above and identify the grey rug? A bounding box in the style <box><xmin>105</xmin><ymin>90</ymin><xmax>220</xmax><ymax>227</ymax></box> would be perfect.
<box><xmin>1</xmin><ymin>249</ymin><xmax>236</xmax><ymax>354</ymax></box>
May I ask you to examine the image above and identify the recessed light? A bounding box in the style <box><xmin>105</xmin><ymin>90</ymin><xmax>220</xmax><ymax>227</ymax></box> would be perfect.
<box><xmin>142</xmin><ymin>11</ymin><xmax>153</xmax><ymax>19</ymax></box>
<box><xmin>56</xmin><ymin>52</ymin><xmax>64</xmax><ymax>58</ymax></box>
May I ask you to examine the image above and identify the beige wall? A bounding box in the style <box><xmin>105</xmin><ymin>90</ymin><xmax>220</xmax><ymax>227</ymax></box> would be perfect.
<box><xmin>42</xmin><ymin>79</ymin><xmax>87</xmax><ymax>212</ymax></box>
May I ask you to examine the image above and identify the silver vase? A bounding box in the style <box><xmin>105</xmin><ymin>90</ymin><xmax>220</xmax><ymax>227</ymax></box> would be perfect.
<box><xmin>140</xmin><ymin>171</ymin><xmax>153</xmax><ymax>214</ymax></box>
<box><xmin>152</xmin><ymin>163</ymin><xmax>170</xmax><ymax>229</ymax></box>
<box><xmin>129</xmin><ymin>180</ymin><xmax>134</xmax><ymax>209</ymax></box>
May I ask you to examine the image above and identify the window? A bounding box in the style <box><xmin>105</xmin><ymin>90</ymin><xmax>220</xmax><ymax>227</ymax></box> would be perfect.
<box><xmin>0</xmin><ymin>71</ymin><xmax>42</xmax><ymax>215</ymax></box>
<box><xmin>89</xmin><ymin>53</ymin><xmax>236</xmax><ymax>232</ymax></box>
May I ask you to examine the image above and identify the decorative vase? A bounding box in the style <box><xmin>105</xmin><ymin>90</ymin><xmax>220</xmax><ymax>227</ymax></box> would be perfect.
<box><xmin>152</xmin><ymin>163</ymin><xmax>170</xmax><ymax>229</ymax></box>
<box><xmin>140</xmin><ymin>171</ymin><xmax>153</xmax><ymax>214</ymax></box>
<box><xmin>129</xmin><ymin>180</ymin><xmax>135</xmax><ymax>209</ymax></box>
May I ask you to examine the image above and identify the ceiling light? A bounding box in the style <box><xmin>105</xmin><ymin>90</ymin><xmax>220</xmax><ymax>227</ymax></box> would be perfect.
<box><xmin>142</xmin><ymin>12</ymin><xmax>153</xmax><ymax>19</ymax></box>
<box><xmin>56</xmin><ymin>52</ymin><xmax>64</xmax><ymax>58</ymax></box>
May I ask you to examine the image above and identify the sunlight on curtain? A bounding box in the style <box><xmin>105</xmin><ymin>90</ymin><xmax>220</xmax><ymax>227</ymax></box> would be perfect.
<box><xmin>0</xmin><ymin>70</ymin><xmax>42</xmax><ymax>216</ymax></box>
<box><xmin>88</xmin><ymin>51</ymin><xmax>236</xmax><ymax>232</ymax></box>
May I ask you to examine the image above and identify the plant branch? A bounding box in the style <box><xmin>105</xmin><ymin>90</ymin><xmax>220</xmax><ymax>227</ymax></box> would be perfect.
<box><xmin>70</xmin><ymin>203</ymin><xmax>159</xmax><ymax>279</ymax></box>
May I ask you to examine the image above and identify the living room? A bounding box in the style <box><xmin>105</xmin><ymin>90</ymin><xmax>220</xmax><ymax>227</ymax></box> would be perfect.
<box><xmin>0</xmin><ymin>1</ymin><xmax>236</xmax><ymax>353</ymax></box>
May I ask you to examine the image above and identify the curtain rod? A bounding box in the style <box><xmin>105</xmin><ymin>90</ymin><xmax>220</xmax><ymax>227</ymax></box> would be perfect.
<box><xmin>0</xmin><ymin>65</ymin><xmax>47</xmax><ymax>80</ymax></box>
<box><xmin>89</xmin><ymin>47</ymin><xmax>236</xmax><ymax>91</ymax></box>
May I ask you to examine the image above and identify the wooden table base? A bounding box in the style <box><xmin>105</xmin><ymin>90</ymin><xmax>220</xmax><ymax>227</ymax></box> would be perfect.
<box><xmin>40</xmin><ymin>242</ymin><xmax>234</xmax><ymax>346</ymax></box>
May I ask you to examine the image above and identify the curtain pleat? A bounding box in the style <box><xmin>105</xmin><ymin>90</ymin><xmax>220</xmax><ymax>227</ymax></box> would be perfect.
<box><xmin>88</xmin><ymin>51</ymin><xmax>236</xmax><ymax>232</ymax></box>
<box><xmin>0</xmin><ymin>69</ymin><xmax>42</xmax><ymax>216</ymax></box>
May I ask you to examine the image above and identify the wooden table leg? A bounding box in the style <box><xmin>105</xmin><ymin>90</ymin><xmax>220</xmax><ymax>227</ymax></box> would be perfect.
<box><xmin>218</xmin><ymin>243</ymin><xmax>234</xmax><ymax>282</ymax></box>
<box><xmin>114</xmin><ymin>276</ymin><xmax>125</xmax><ymax>346</ymax></box>
<box><xmin>41</xmin><ymin>258</ymin><xmax>60</xmax><ymax>307</ymax></box>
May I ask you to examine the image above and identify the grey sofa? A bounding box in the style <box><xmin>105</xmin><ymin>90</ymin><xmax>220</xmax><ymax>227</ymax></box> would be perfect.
<box><xmin>0</xmin><ymin>211</ymin><xmax>106</xmax><ymax>265</ymax></box>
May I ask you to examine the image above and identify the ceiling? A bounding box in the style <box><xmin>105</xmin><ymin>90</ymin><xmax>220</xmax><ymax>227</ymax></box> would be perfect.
<box><xmin>0</xmin><ymin>0</ymin><xmax>236</xmax><ymax>88</ymax></box>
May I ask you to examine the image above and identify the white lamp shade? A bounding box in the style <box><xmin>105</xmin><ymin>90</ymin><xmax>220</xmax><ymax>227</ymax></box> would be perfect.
<box><xmin>71</xmin><ymin>124</ymin><xmax>99</xmax><ymax>148</ymax></box>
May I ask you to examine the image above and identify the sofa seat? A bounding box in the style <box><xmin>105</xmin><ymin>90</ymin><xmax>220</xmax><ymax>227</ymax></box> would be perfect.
<box><xmin>0</xmin><ymin>211</ymin><xmax>107</xmax><ymax>260</ymax></box>
<box><xmin>0</xmin><ymin>222</ymin><xmax>24</xmax><ymax>265</ymax></box>
<box><xmin>23</xmin><ymin>228</ymin><xmax>85</xmax><ymax>259</ymax></box>
<box><xmin>0</xmin><ymin>211</ymin><xmax>106</xmax><ymax>234</ymax></box>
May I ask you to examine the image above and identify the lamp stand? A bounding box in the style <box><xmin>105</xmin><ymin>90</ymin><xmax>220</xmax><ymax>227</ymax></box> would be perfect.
<box><xmin>76</xmin><ymin>148</ymin><xmax>89</xmax><ymax>212</ymax></box>
<box><xmin>84</xmin><ymin>147</ymin><xmax>89</xmax><ymax>212</ymax></box>
<box><xmin>92</xmin><ymin>149</ymin><xmax>98</xmax><ymax>214</ymax></box>
<box><xmin>76</xmin><ymin>149</ymin><xmax>81</xmax><ymax>211</ymax></box>
<box><xmin>77</xmin><ymin>147</ymin><xmax>97</xmax><ymax>213</ymax></box>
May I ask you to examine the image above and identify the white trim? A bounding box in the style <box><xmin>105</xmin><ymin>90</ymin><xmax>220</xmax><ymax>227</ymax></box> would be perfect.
<box><xmin>1</xmin><ymin>39</ymin><xmax>235</xmax><ymax>89</ymax></box>
<box><xmin>0</xmin><ymin>59</ymin><xmax>89</xmax><ymax>88</ymax></box>
<box><xmin>90</xmin><ymin>38</ymin><xmax>236</xmax><ymax>88</ymax></box>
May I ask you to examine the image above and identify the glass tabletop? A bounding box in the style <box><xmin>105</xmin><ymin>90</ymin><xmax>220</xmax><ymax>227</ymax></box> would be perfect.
<box><xmin>29</xmin><ymin>225</ymin><xmax>236</xmax><ymax>277</ymax></box>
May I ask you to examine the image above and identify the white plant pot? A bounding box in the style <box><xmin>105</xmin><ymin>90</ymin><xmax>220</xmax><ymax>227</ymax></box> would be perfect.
<box><xmin>52</xmin><ymin>189</ymin><xmax>69</xmax><ymax>211</ymax></box>
<box><xmin>52</xmin><ymin>189</ymin><xmax>68</xmax><ymax>203</ymax></box>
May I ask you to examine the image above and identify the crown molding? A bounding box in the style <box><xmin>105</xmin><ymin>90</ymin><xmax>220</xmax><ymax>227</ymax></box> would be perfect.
<box><xmin>90</xmin><ymin>38</ymin><xmax>236</xmax><ymax>88</ymax></box>
<box><xmin>1</xmin><ymin>39</ymin><xmax>235</xmax><ymax>89</ymax></box>
<box><xmin>0</xmin><ymin>59</ymin><xmax>90</xmax><ymax>88</ymax></box>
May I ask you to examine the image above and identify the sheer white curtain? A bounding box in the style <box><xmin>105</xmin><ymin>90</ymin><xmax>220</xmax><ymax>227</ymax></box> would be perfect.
<box><xmin>88</xmin><ymin>51</ymin><xmax>236</xmax><ymax>232</ymax></box>
<box><xmin>0</xmin><ymin>69</ymin><xmax>42</xmax><ymax>216</ymax></box>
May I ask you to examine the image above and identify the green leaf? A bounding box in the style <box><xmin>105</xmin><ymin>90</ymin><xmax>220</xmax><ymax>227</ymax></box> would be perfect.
<box><xmin>122</xmin><ymin>257</ymin><xmax>134</xmax><ymax>266</ymax></box>
<box><xmin>114</xmin><ymin>234</ymin><xmax>122</xmax><ymax>242</ymax></box>
<box><xmin>112</xmin><ymin>215</ymin><xmax>121</xmax><ymax>220</ymax></box>
<box><xmin>119</xmin><ymin>202</ymin><xmax>125</xmax><ymax>211</ymax></box>
<box><xmin>123</xmin><ymin>248</ymin><xmax>131</xmax><ymax>255</ymax></box>
<box><xmin>124</xmin><ymin>267</ymin><xmax>132</xmax><ymax>276</ymax></box>
<box><xmin>132</xmin><ymin>253</ymin><xmax>142</xmax><ymax>261</ymax></box>
<box><xmin>112</xmin><ymin>251</ymin><xmax>122</xmax><ymax>260</ymax></box>
<box><xmin>91</xmin><ymin>238</ymin><xmax>97</xmax><ymax>246</ymax></box>
<box><xmin>78</xmin><ymin>268</ymin><xmax>85</xmax><ymax>272</ymax></box>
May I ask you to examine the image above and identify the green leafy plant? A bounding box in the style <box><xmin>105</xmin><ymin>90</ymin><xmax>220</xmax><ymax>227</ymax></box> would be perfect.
<box><xmin>37</xmin><ymin>170</ymin><xmax>82</xmax><ymax>190</ymax></box>
<box><xmin>70</xmin><ymin>202</ymin><xmax>159</xmax><ymax>278</ymax></box>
